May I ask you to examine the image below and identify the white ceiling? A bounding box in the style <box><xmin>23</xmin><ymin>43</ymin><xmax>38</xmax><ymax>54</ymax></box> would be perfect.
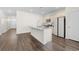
<box><xmin>0</xmin><ymin>7</ymin><xmax>64</xmax><ymax>16</ymax></box>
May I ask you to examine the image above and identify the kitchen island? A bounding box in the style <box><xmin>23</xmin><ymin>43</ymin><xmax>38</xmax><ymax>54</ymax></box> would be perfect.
<box><xmin>30</xmin><ymin>26</ymin><xmax>52</xmax><ymax>45</ymax></box>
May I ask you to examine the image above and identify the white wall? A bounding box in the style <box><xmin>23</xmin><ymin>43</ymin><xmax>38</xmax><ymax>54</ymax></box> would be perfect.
<box><xmin>1</xmin><ymin>18</ymin><xmax>9</xmax><ymax>34</ymax></box>
<box><xmin>16</xmin><ymin>11</ymin><xmax>43</xmax><ymax>34</ymax></box>
<box><xmin>66</xmin><ymin>7</ymin><xmax>79</xmax><ymax>41</ymax></box>
<box><xmin>0</xmin><ymin>10</ymin><xmax>9</xmax><ymax>35</ymax></box>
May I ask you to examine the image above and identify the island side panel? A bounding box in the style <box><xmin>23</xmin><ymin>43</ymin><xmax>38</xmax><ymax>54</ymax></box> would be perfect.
<box><xmin>44</xmin><ymin>28</ymin><xmax>52</xmax><ymax>44</ymax></box>
<box><xmin>30</xmin><ymin>27</ymin><xmax>44</xmax><ymax>44</ymax></box>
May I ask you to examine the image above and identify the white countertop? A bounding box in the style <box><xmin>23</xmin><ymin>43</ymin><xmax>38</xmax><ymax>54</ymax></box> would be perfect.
<box><xmin>29</xmin><ymin>26</ymin><xmax>47</xmax><ymax>30</ymax></box>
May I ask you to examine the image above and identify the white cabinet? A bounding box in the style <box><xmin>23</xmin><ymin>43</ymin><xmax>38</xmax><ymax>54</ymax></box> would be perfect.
<box><xmin>30</xmin><ymin>26</ymin><xmax>52</xmax><ymax>44</ymax></box>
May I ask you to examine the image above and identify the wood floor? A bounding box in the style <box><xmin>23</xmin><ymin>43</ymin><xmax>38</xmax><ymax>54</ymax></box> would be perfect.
<box><xmin>0</xmin><ymin>29</ymin><xmax>79</xmax><ymax>51</ymax></box>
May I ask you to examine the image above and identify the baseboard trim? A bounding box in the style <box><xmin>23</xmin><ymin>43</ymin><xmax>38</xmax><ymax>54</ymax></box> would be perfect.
<box><xmin>1</xmin><ymin>30</ymin><xmax>9</xmax><ymax>35</ymax></box>
<box><xmin>67</xmin><ymin>39</ymin><xmax>79</xmax><ymax>43</ymax></box>
<box><xmin>57</xmin><ymin>36</ymin><xmax>65</xmax><ymax>39</ymax></box>
<box><xmin>16</xmin><ymin>32</ymin><xmax>31</xmax><ymax>35</ymax></box>
<box><xmin>52</xmin><ymin>34</ymin><xmax>79</xmax><ymax>43</ymax></box>
<box><xmin>66</xmin><ymin>39</ymin><xmax>79</xmax><ymax>50</ymax></box>
<box><xmin>52</xmin><ymin>34</ymin><xmax>66</xmax><ymax>39</ymax></box>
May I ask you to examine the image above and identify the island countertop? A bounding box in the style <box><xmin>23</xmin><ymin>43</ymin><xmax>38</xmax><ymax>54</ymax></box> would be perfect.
<box><xmin>29</xmin><ymin>26</ymin><xmax>52</xmax><ymax>30</ymax></box>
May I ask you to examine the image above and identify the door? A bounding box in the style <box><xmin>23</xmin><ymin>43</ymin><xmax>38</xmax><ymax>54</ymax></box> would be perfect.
<box><xmin>57</xmin><ymin>16</ymin><xmax>66</xmax><ymax>38</ymax></box>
